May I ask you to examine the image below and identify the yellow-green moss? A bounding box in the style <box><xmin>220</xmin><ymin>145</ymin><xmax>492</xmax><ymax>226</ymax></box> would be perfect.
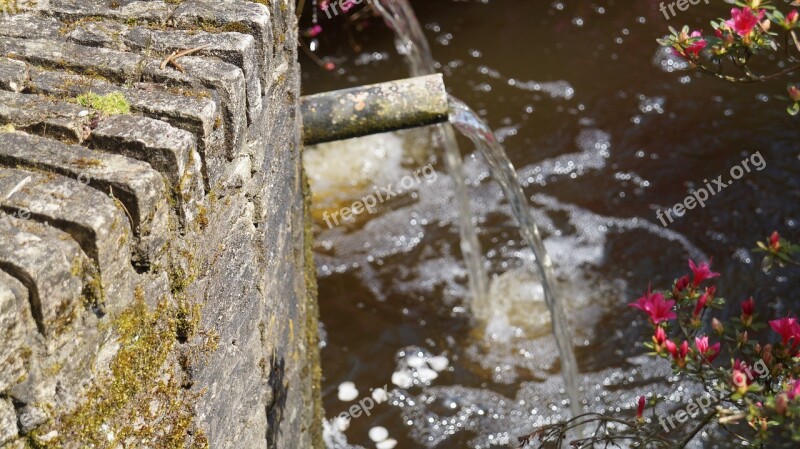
<box><xmin>76</xmin><ymin>92</ymin><xmax>131</xmax><ymax>115</ymax></box>
<box><xmin>0</xmin><ymin>123</ymin><xmax>15</xmax><ymax>133</ymax></box>
<box><xmin>31</xmin><ymin>287</ymin><xmax>208</xmax><ymax>449</ymax></box>
<box><xmin>0</xmin><ymin>0</ymin><xmax>18</xmax><ymax>15</ymax></box>
<box><xmin>71</xmin><ymin>157</ymin><xmax>105</xmax><ymax>169</ymax></box>
<box><xmin>302</xmin><ymin>167</ymin><xmax>325</xmax><ymax>449</ymax></box>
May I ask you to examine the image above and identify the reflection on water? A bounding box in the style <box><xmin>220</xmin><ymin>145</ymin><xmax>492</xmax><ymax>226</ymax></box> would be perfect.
<box><xmin>302</xmin><ymin>1</ymin><xmax>800</xmax><ymax>448</ymax></box>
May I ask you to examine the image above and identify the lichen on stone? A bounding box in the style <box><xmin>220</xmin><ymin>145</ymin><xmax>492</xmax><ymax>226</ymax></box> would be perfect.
<box><xmin>29</xmin><ymin>287</ymin><xmax>209</xmax><ymax>448</ymax></box>
<box><xmin>302</xmin><ymin>168</ymin><xmax>325</xmax><ymax>449</ymax></box>
<box><xmin>76</xmin><ymin>92</ymin><xmax>131</xmax><ymax>115</ymax></box>
<box><xmin>0</xmin><ymin>0</ymin><xmax>18</xmax><ymax>15</ymax></box>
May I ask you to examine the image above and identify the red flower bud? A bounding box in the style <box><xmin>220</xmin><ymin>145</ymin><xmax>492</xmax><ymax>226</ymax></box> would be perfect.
<box><xmin>789</xmin><ymin>85</ymin><xmax>800</xmax><ymax>102</ymax></box>
<box><xmin>741</xmin><ymin>297</ymin><xmax>755</xmax><ymax>327</ymax></box>
<box><xmin>786</xmin><ymin>10</ymin><xmax>798</xmax><ymax>27</ymax></box>
<box><xmin>769</xmin><ymin>231</ymin><xmax>781</xmax><ymax>251</ymax></box>
<box><xmin>636</xmin><ymin>395</ymin><xmax>646</xmax><ymax>421</ymax></box>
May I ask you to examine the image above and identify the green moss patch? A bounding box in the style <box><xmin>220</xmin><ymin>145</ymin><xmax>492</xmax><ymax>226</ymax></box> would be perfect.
<box><xmin>76</xmin><ymin>92</ymin><xmax>131</xmax><ymax>115</ymax></box>
<box><xmin>32</xmin><ymin>288</ymin><xmax>208</xmax><ymax>448</ymax></box>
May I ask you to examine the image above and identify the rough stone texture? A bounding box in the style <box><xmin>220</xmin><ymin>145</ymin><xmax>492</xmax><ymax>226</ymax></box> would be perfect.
<box><xmin>0</xmin><ymin>133</ymin><xmax>170</xmax><ymax>263</ymax></box>
<box><xmin>0</xmin><ymin>14</ymin><xmax>61</xmax><ymax>40</ymax></box>
<box><xmin>25</xmin><ymin>69</ymin><xmax>225</xmax><ymax>171</ymax></box>
<box><xmin>142</xmin><ymin>56</ymin><xmax>248</xmax><ymax>161</ymax></box>
<box><xmin>0</xmin><ymin>269</ymin><xmax>33</xmax><ymax>393</ymax></box>
<box><xmin>173</xmin><ymin>0</ymin><xmax>273</xmax><ymax>90</ymax></box>
<box><xmin>91</xmin><ymin>114</ymin><xmax>205</xmax><ymax>223</ymax></box>
<box><xmin>0</xmin><ymin>397</ymin><xmax>18</xmax><ymax>446</ymax></box>
<box><xmin>0</xmin><ymin>90</ymin><xmax>89</xmax><ymax>143</ymax></box>
<box><xmin>0</xmin><ymin>58</ymin><xmax>27</xmax><ymax>93</ymax></box>
<box><xmin>0</xmin><ymin>36</ymin><xmax>142</xmax><ymax>82</ymax></box>
<box><xmin>0</xmin><ymin>168</ymin><xmax>133</xmax><ymax>312</ymax></box>
<box><xmin>0</xmin><ymin>1</ymin><xmax>322</xmax><ymax>448</ymax></box>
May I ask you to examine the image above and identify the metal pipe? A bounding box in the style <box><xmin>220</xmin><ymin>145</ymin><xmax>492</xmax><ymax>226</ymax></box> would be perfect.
<box><xmin>300</xmin><ymin>74</ymin><xmax>449</xmax><ymax>145</ymax></box>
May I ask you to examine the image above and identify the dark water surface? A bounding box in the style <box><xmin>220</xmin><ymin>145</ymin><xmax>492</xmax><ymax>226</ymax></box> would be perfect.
<box><xmin>300</xmin><ymin>1</ymin><xmax>800</xmax><ymax>447</ymax></box>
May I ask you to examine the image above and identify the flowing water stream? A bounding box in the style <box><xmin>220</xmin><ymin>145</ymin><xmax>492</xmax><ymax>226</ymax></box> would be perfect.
<box><xmin>447</xmin><ymin>96</ymin><xmax>581</xmax><ymax>417</ymax></box>
<box><xmin>374</xmin><ymin>0</ymin><xmax>491</xmax><ymax>314</ymax></box>
<box><xmin>373</xmin><ymin>0</ymin><xmax>581</xmax><ymax>414</ymax></box>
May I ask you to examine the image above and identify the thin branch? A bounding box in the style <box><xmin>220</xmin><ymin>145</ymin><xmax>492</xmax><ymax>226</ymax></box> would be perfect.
<box><xmin>160</xmin><ymin>44</ymin><xmax>212</xmax><ymax>73</ymax></box>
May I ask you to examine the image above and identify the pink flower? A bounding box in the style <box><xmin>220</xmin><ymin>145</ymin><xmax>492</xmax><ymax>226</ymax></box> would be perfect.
<box><xmin>741</xmin><ymin>297</ymin><xmax>755</xmax><ymax>316</ymax></box>
<box><xmin>673</xmin><ymin>275</ymin><xmax>690</xmax><ymax>297</ymax></box>
<box><xmin>725</xmin><ymin>7</ymin><xmax>766</xmax><ymax>37</ymax></box>
<box><xmin>769</xmin><ymin>317</ymin><xmax>800</xmax><ymax>347</ymax></box>
<box><xmin>732</xmin><ymin>359</ymin><xmax>754</xmax><ymax>390</ymax></box>
<box><xmin>341</xmin><ymin>0</ymin><xmax>357</xmax><ymax>12</ymax></box>
<box><xmin>695</xmin><ymin>335</ymin><xmax>721</xmax><ymax>363</ymax></box>
<box><xmin>636</xmin><ymin>395</ymin><xmax>646</xmax><ymax>420</ymax></box>
<box><xmin>304</xmin><ymin>25</ymin><xmax>323</xmax><ymax>38</ymax></box>
<box><xmin>684</xmin><ymin>31</ymin><xmax>707</xmax><ymax>57</ymax></box>
<box><xmin>688</xmin><ymin>258</ymin><xmax>720</xmax><ymax>287</ymax></box>
<box><xmin>786</xmin><ymin>379</ymin><xmax>800</xmax><ymax>400</ymax></box>
<box><xmin>629</xmin><ymin>287</ymin><xmax>677</xmax><ymax>325</ymax></box>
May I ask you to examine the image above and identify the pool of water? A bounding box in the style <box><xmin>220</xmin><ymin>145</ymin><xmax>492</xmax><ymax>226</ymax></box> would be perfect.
<box><xmin>299</xmin><ymin>1</ymin><xmax>800</xmax><ymax>448</ymax></box>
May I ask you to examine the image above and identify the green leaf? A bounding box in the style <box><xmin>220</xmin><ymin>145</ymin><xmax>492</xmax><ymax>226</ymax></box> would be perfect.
<box><xmin>789</xmin><ymin>102</ymin><xmax>800</xmax><ymax>116</ymax></box>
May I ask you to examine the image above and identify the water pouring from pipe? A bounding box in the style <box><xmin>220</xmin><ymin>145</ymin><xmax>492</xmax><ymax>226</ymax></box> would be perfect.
<box><xmin>373</xmin><ymin>0</ymin><xmax>582</xmax><ymax>417</ymax></box>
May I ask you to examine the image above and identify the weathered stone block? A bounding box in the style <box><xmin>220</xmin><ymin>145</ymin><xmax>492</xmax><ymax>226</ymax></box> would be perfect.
<box><xmin>0</xmin><ymin>14</ymin><xmax>61</xmax><ymax>40</ymax></box>
<box><xmin>25</xmin><ymin>69</ymin><xmax>224</xmax><ymax>167</ymax></box>
<box><xmin>45</xmin><ymin>0</ymin><xmax>174</xmax><ymax>24</ymax></box>
<box><xmin>91</xmin><ymin>114</ymin><xmax>205</xmax><ymax>223</ymax></box>
<box><xmin>0</xmin><ymin>90</ymin><xmax>89</xmax><ymax>143</ymax></box>
<box><xmin>173</xmin><ymin>0</ymin><xmax>273</xmax><ymax>90</ymax></box>
<box><xmin>0</xmin><ymin>168</ymin><xmax>133</xmax><ymax>312</ymax></box>
<box><xmin>124</xmin><ymin>27</ymin><xmax>263</xmax><ymax>121</ymax></box>
<box><xmin>0</xmin><ymin>58</ymin><xmax>27</xmax><ymax>93</ymax></box>
<box><xmin>0</xmin><ymin>133</ymin><xmax>171</xmax><ymax>263</ymax></box>
<box><xmin>0</xmin><ymin>217</ymin><xmax>84</xmax><ymax>338</ymax></box>
<box><xmin>142</xmin><ymin>56</ymin><xmax>248</xmax><ymax>160</ymax></box>
<box><xmin>0</xmin><ymin>270</ymin><xmax>32</xmax><ymax>393</ymax></box>
<box><xmin>0</xmin><ymin>36</ymin><xmax>142</xmax><ymax>83</ymax></box>
<box><xmin>0</xmin><ymin>397</ymin><xmax>18</xmax><ymax>446</ymax></box>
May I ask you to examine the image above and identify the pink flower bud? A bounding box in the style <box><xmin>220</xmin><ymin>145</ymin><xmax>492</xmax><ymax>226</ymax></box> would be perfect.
<box><xmin>787</xmin><ymin>10</ymin><xmax>798</xmax><ymax>26</ymax></box>
<box><xmin>712</xmin><ymin>318</ymin><xmax>724</xmax><ymax>335</ymax></box>
<box><xmin>789</xmin><ymin>85</ymin><xmax>800</xmax><ymax>102</ymax></box>
<box><xmin>776</xmin><ymin>394</ymin><xmax>788</xmax><ymax>415</ymax></box>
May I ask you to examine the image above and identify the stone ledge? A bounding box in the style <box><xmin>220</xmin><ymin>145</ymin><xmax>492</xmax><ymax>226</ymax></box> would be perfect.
<box><xmin>0</xmin><ymin>168</ymin><xmax>134</xmax><ymax>312</ymax></box>
<box><xmin>0</xmin><ymin>132</ymin><xmax>171</xmax><ymax>264</ymax></box>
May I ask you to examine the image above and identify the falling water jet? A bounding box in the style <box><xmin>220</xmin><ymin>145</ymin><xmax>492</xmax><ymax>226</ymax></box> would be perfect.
<box><xmin>448</xmin><ymin>96</ymin><xmax>582</xmax><ymax>417</ymax></box>
<box><xmin>373</xmin><ymin>0</ymin><xmax>582</xmax><ymax>417</ymax></box>
<box><xmin>374</xmin><ymin>0</ymin><xmax>491</xmax><ymax>310</ymax></box>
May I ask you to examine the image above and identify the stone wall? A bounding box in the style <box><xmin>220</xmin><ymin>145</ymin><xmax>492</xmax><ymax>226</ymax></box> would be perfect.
<box><xmin>0</xmin><ymin>1</ymin><xmax>322</xmax><ymax>448</ymax></box>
